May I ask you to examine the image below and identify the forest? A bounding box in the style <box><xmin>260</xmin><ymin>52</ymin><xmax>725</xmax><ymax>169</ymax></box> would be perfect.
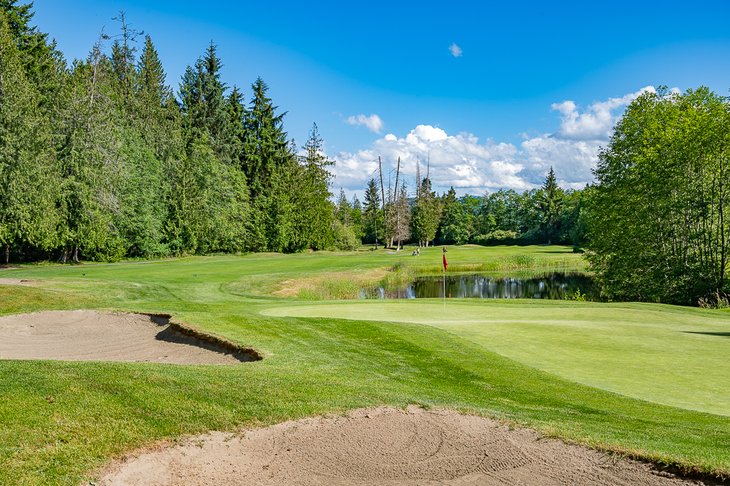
<box><xmin>2</xmin><ymin>2</ymin><xmax>730</xmax><ymax>305</ymax></box>
<box><xmin>0</xmin><ymin>2</ymin><xmax>583</xmax><ymax>264</ymax></box>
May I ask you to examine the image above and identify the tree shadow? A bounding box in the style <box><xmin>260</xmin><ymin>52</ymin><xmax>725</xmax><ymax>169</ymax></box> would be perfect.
<box><xmin>683</xmin><ymin>331</ymin><xmax>730</xmax><ymax>338</ymax></box>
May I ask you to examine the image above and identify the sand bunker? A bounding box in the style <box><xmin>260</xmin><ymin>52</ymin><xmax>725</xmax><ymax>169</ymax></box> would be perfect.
<box><xmin>98</xmin><ymin>406</ymin><xmax>694</xmax><ymax>485</ymax></box>
<box><xmin>0</xmin><ymin>310</ymin><xmax>255</xmax><ymax>364</ymax></box>
<box><xmin>0</xmin><ymin>277</ymin><xmax>31</xmax><ymax>285</ymax></box>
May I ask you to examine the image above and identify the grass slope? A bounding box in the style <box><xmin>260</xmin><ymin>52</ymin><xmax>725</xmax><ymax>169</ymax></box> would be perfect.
<box><xmin>264</xmin><ymin>299</ymin><xmax>730</xmax><ymax>416</ymax></box>
<box><xmin>1</xmin><ymin>246</ymin><xmax>729</xmax><ymax>484</ymax></box>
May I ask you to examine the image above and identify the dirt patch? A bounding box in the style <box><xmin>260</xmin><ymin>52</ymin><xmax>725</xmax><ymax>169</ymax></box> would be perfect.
<box><xmin>0</xmin><ymin>310</ymin><xmax>257</xmax><ymax>364</ymax></box>
<box><xmin>97</xmin><ymin>406</ymin><xmax>697</xmax><ymax>485</ymax></box>
<box><xmin>0</xmin><ymin>278</ymin><xmax>32</xmax><ymax>285</ymax></box>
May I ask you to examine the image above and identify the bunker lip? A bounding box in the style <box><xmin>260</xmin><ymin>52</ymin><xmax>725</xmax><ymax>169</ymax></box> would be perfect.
<box><xmin>96</xmin><ymin>406</ymin><xmax>700</xmax><ymax>486</ymax></box>
<box><xmin>0</xmin><ymin>310</ymin><xmax>261</xmax><ymax>364</ymax></box>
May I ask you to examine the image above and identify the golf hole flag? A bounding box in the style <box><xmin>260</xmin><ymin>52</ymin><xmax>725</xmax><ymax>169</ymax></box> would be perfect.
<box><xmin>442</xmin><ymin>252</ymin><xmax>448</xmax><ymax>271</ymax></box>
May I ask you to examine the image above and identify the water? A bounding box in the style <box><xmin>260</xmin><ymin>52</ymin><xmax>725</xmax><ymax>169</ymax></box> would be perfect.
<box><xmin>360</xmin><ymin>272</ymin><xmax>595</xmax><ymax>300</ymax></box>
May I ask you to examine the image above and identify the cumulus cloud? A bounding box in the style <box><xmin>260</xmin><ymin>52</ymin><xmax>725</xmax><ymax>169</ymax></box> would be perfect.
<box><xmin>345</xmin><ymin>113</ymin><xmax>384</xmax><ymax>133</ymax></box>
<box><xmin>333</xmin><ymin>87</ymin><xmax>667</xmax><ymax>197</ymax></box>
<box><xmin>449</xmin><ymin>43</ymin><xmax>463</xmax><ymax>57</ymax></box>
<box><xmin>334</xmin><ymin>125</ymin><xmax>526</xmax><ymax>195</ymax></box>
<box><xmin>551</xmin><ymin>86</ymin><xmax>655</xmax><ymax>140</ymax></box>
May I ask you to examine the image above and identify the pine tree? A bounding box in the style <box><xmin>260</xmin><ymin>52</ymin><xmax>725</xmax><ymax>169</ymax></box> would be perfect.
<box><xmin>135</xmin><ymin>34</ymin><xmax>179</xmax><ymax>160</ymax></box>
<box><xmin>299</xmin><ymin>123</ymin><xmax>334</xmax><ymax>249</ymax></box>
<box><xmin>241</xmin><ymin>77</ymin><xmax>289</xmax><ymax>196</ymax></box>
<box><xmin>538</xmin><ymin>166</ymin><xmax>563</xmax><ymax>244</ymax></box>
<box><xmin>363</xmin><ymin>178</ymin><xmax>382</xmax><ymax>246</ymax></box>
<box><xmin>335</xmin><ymin>188</ymin><xmax>351</xmax><ymax>225</ymax></box>
<box><xmin>225</xmin><ymin>85</ymin><xmax>246</xmax><ymax>164</ymax></box>
<box><xmin>241</xmin><ymin>77</ymin><xmax>294</xmax><ymax>250</ymax></box>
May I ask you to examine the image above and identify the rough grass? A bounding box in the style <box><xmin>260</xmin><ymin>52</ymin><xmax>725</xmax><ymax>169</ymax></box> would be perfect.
<box><xmin>1</xmin><ymin>246</ymin><xmax>728</xmax><ymax>484</ymax></box>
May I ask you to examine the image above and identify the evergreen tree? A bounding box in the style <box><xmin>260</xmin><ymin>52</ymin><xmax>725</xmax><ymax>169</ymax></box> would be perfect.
<box><xmin>242</xmin><ymin>77</ymin><xmax>294</xmax><ymax>250</ymax></box>
<box><xmin>0</xmin><ymin>11</ymin><xmax>58</xmax><ymax>263</ymax></box>
<box><xmin>298</xmin><ymin>123</ymin><xmax>334</xmax><ymax>250</ymax></box>
<box><xmin>135</xmin><ymin>34</ymin><xmax>179</xmax><ymax>160</ymax></box>
<box><xmin>55</xmin><ymin>36</ymin><xmax>121</xmax><ymax>262</ymax></box>
<box><xmin>225</xmin><ymin>85</ymin><xmax>246</xmax><ymax>164</ymax></box>
<box><xmin>109</xmin><ymin>11</ymin><xmax>141</xmax><ymax>107</ymax></box>
<box><xmin>335</xmin><ymin>188</ymin><xmax>352</xmax><ymax>225</ymax></box>
<box><xmin>350</xmin><ymin>195</ymin><xmax>364</xmax><ymax>241</ymax></box>
<box><xmin>411</xmin><ymin>177</ymin><xmax>441</xmax><ymax>247</ymax></box>
<box><xmin>179</xmin><ymin>43</ymin><xmax>235</xmax><ymax>162</ymax></box>
<box><xmin>538</xmin><ymin>166</ymin><xmax>563</xmax><ymax>244</ymax></box>
<box><xmin>241</xmin><ymin>77</ymin><xmax>289</xmax><ymax>196</ymax></box>
<box><xmin>114</xmin><ymin>128</ymin><xmax>168</xmax><ymax>257</ymax></box>
<box><xmin>363</xmin><ymin>178</ymin><xmax>382</xmax><ymax>246</ymax></box>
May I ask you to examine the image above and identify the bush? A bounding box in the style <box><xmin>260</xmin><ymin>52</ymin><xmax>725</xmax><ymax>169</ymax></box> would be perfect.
<box><xmin>330</xmin><ymin>220</ymin><xmax>359</xmax><ymax>251</ymax></box>
<box><xmin>473</xmin><ymin>230</ymin><xmax>518</xmax><ymax>246</ymax></box>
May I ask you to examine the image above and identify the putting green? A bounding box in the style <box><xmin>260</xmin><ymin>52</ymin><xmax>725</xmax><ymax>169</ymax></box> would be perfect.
<box><xmin>263</xmin><ymin>299</ymin><xmax>730</xmax><ymax>416</ymax></box>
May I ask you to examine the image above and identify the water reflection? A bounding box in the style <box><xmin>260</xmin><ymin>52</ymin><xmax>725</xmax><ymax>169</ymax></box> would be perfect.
<box><xmin>360</xmin><ymin>273</ymin><xmax>595</xmax><ymax>300</ymax></box>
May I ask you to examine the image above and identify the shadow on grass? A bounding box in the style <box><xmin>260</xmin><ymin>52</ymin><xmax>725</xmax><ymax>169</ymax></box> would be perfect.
<box><xmin>683</xmin><ymin>331</ymin><xmax>730</xmax><ymax>338</ymax></box>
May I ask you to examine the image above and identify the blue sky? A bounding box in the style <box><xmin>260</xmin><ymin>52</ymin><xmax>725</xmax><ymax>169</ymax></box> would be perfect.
<box><xmin>32</xmin><ymin>1</ymin><xmax>730</xmax><ymax>196</ymax></box>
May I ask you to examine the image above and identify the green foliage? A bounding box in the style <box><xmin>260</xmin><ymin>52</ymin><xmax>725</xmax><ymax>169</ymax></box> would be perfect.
<box><xmin>439</xmin><ymin>188</ymin><xmax>474</xmax><ymax>245</ymax></box>
<box><xmin>473</xmin><ymin>230</ymin><xmax>518</xmax><ymax>245</ymax></box>
<box><xmin>538</xmin><ymin>166</ymin><xmax>564</xmax><ymax>243</ymax></box>
<box><xmin>411</xmin><ymin>177</ymin><xmax>441</xmax><ymax>246</ymax></box>
<box><xmin>0</xmin><ymin>11</ymin><xmax>59</xmax><ymax>261</ymax></box>
<box><xmin>362</xmin><ymin>178</ymin><xmax>383</xmax><ymax>245</ymax></box>
<box><xmin>0</xmin><ymin>5</ymin><xmax>347</xmax><ymax>262</ymax></box>
<box><xmin>587</xmin><ymin>87</ymin><xmax>730</xmax><ymax>304</ymax></box>
<box><xmin>331</xmin><ymin>219</ymin><xmax>360</xmax><ymax>250</ymax></box>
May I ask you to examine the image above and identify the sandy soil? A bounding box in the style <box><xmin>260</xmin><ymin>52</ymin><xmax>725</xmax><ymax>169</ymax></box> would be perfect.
<box><xmin>98</xmin><ymin>406</ymin><xmax>697</xmax><ymax>485</ymax></box>
<box><xmin>0</xmin><ymin>277</ymin><xmax>32</xmax><ymax>285</ymax></box>
<box><xmin>0</xmin><ymin>310</ymin><xmax>247</xmax><ymax>364</ymax></box>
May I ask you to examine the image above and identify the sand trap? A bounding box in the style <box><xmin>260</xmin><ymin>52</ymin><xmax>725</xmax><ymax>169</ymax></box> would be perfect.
<box><xmin>0</xmin><ymin>310</ymin><xmax>255</xmax><ymax>364</ymax></box>
<box><xmin>0</xmin><ymin>277</ymin><xmax>31</xmax><ymax>285</ymax></box>
<box><xmin>98</xmin><ymin>406</ymin><xmax>695</xmax><ymax>485</ymax></box>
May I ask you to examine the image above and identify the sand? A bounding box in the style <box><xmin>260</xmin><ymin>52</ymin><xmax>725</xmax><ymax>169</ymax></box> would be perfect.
<box><xmin>0</xmin><ymin>277</ymin><xmax>31</xmax><ymax>285</ymax></box>
<box><xmin>0</xmin><ymin>310</ymin><xmax>250</xmax><ymax>364</ymax></box>
<box><xmin>97</xmin><ymin>406</ymin><xmax>698</xmax><ymax>485</ymax></box>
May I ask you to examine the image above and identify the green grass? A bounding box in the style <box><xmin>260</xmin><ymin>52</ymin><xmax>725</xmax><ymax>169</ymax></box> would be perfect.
<box><xmin>264</xmin><ymin>299</ymin><xmax>730</xmax><ymax>416</ymax></box>
<box><xmin>1</xmin><ymin>245</ymin><xmax>729</xmax><ymax>484</ymax></box>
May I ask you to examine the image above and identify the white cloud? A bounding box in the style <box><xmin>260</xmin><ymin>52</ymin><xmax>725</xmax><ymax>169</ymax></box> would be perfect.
<box><xmin>333</xmin><ymin>87</ymin><xmax>669</xmax><ymax>197</ymax></box>
<box><xmin>334</xmin><ymin>125</ymin><xmax>527</xmax><ymax>195</ymax></box>
<box><xmin>449</xmin><ymin>43</ymin><xmax>463</xmax><ymax>58</ymax></box>
<box><xmin>345</xmin><ymin>113</ymin><xmax>384</xmax><ymax>133</ymax></box>
<box><xmin>551</xmin><ymin>86</ymin><xmax>655</xmax><ymax>140</ymax></box>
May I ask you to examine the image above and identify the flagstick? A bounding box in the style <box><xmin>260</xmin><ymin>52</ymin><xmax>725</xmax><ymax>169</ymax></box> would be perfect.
<box><xmin>443</xmin><ymin>265</ymin><xmax>446</xmax><ymax>311</ymax></box>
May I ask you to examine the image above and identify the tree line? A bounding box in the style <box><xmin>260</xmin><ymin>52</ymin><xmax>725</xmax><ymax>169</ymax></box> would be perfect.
<box><xmin>588</xmin><ymin>87</ymin><xmax>730</xmax><ymax>305</ymax></box>
<box><xmin>334</xmin><ymin>165</ymin><xmax>586</xmax><ymax>251</ymax></box>
<box><xmin>0</xmin><ymin>2</ymin><xmax>336</xmax><ymax>263</ymax></box>
<box><xmin>4</xmin><ymin>4</ymin><xmax>727</xmax><ymax>306</ymax></box>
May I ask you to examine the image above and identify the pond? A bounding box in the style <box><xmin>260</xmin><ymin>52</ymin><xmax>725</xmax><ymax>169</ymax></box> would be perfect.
<box><xmin>360</xmin><ymin>272</ymin><xmax>596</xmax><ymax>300</ymax></box>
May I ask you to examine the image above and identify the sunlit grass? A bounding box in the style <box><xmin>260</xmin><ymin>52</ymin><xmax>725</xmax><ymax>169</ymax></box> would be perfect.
<box><xmin>1</xmin><ymin>245</ymin><xmax>728</xmax><ymax>484</ymax></box>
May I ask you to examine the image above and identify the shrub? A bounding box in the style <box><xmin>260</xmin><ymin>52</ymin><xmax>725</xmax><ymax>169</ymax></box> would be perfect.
<box><xmin>330</xmin><ymin>221</ymin><xmax>359</xmax><ymax>251</ymax></box>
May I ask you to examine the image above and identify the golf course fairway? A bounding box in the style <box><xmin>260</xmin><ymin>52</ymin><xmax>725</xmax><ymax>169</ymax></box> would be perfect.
<box><xmin>1</xmin><ymin>246</ymin><xmax>729</xmax><ymax>484</ymax></box>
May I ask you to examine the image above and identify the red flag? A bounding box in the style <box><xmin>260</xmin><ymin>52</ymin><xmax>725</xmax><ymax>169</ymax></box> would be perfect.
<box><xmin>442</xmin><ymin>253</ymin><xmax>448</xmax><ymax>271</ymax></box>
